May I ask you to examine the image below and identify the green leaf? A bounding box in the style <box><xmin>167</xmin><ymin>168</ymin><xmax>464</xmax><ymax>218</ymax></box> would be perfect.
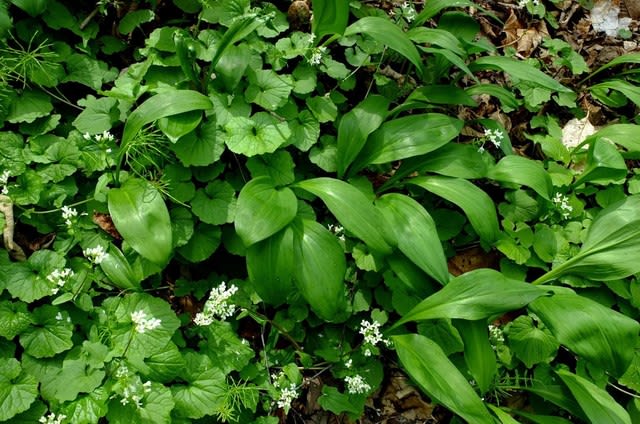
<box><xmin>455</xmin><ymin>319</ymin><xmax>497</xmax><ymax>395</ymax></box>
<box><xmin>290</xmin><ymin>109</ymin><xmax>320</xmax><ymax>151</ymax></box>
<box><xmin>224</xmin><ymin>114</ymin><xmax>291</xmax><ymax>156</ymax></box>
<box><xmin>306</xmin><ymin>96</ymin><xmax>337</xmax><ymax>123</ymax></box>
<box><xmin>7</xmin><ymin>90</ymin><xmax>53</xmax><ymax>124</ymax></box>
<box><xmin>60</xmin><ymin>388</ymin><xmax>109</xmax><ymax>424</ymax></box>
<box><xmin>170</xmin><ymin>119</ymin><xmax>224</xmax><ymax>167</ymax></box>
<box><xmin>118</xmin><ymin>9</ymin><xmax>155</xmax><ymax>34</ymax></box>
<box><xmin>73</xmin><ymin>96</ymin><xmax>119</xmax><ymax>134</ymax></box>
<box><xmin>235</xmin><ymin>177</ymin><xmax>297</xmax><ymax>246</ymax></box>
<box><xmin>488</xmin><ymin>155</ymin><xmax>553</xmax><ymax>200</ymax></box>
<box><xmin>413</xmin><ymin>0</ymin><xmax>477</xmax><ymax>26</ymax></box>
<box><xmin>130</xmin><ymin>341</ymin><xmax>185</xmax><ymax>383</ymax></box>
<box><xmin>466</xmin><ymin>84</ymin><xmax>520</xmax><ymax>112</ymax></box>
<box><xmin>3</xmin><ymin>250</ymin><xmax>65</xmax><ymax>302</ymax></box>
<box><xmin>409</xmin><ymin>176</ymin><xmax>500</xmax><ymax>243</ymax></box>
<box><xmin>337</xmin><ymin>95</ymin><xmax>388</xmax><ymax>177</ymax></box>
<box><xmin>108</xmin><ymin>178</ymin><xmax>172</xmax><ymax>266</ymax></box>
<box><xmin>393</xmin><ymin>334</ymin><xmax>494</xmax><ymax>423</ymax></box>
<box><xmin>470</xmin><ymin>56</ymin><xmax>573</xmax><ymax>93</ymax></box>
<box><xmin>191</xmin><ymin>180</ymin><xmax>236</xmax><ymax>225</ymax></box>
<box><xmin>171</xmin><ymin>352</ymin><xmax>226</xmax><ymax>419</ymax></box>
<box><xmin>19</xmin><ymin>306</ymin><xmax>73</xmax><ymax>358</ymax></box>
<box><xmin>573</xmin><ymin>138</ymin><xmax>627</xmax><ymax>186</ymax></box>
<box><xmin>63</xmin><ymin>54</ymin><xmax>117</xmax><ymax>91</ymax></box>
<box><xmin>48</xmin><ymin>354</ymin><xmax>106</xmax><ymax>402</ymax></box>
<box><xmin>100</xmin><ymin>244</ymin><xmax>143</xmax><ymax>291</ymax></box>
<box><xmin>587</xmin><ymin>52</ymin><xmax>640</xmax><ymax>79</ymax></box>
<box><xmin>407</xmin><ymin>28</ymin><xmax>466</xmax><ymax>57</ymax></box>
<box><xmin>318</xmin><ymin>386</ymin><xmax>366</xmax><ymax>416</ymax></box>
<box><xmin>534</xmin><ymin>195</ymin><xmax>640</xmax><ymax>283</ymax></box>
<box><xmin>377</xmin><ymin>194</ymin><xmax>449</xmax><ymax>284</ymax></box>
<box><xmin>556</xmin><ymin>369</ymin><xmax>631</xmax><ymax>424</ymax></box>
<box><xmin>202</xmin><ymin>321</ymin><xmax>255</xmax><ymax>373</ymax></box>
<box><xmin>157</xmin><ymin>110</ymin><xmax>202</xmax><ymax>143</ymax></box>
<box><xmin>247</xmin><ymin>226</ymin><xmax>295</xmax><ymax>306</ymax></box>
<box><xmin>295</xmin><ymin>177</ymin><xmax>392</xmax><ymax>254</ymax></box>
<box><xmin>0</xmin><ymin>300</ymin><xmax>33</xmax><ymax>339</ymax></box>
<box><xmin>246</xmin><ymin>150</ymin><xmax>295</xmax><ymax>186</ymax></box>
<box><xmin>345</xmin><ymin>17</ymin><xmax>424</xmax><ymax>78</ymax></box>
<box><xmin>583</xmin><ymin>124</ymin><xmax>640</xmax><ymax>157</ymax></box>
<box><xmin>177</xmin><ymin>223</ymin><xmax>221</xmax><ymax>263</ymax></box>
<box><xmin>0</xmin><ymin>359</ymin><xmax>38</xmax><ymax>421</ymax></box>
<box><xmin>292</xmin><ymin>219</ymin><xmax>348</xmax><ymax>322</ymax></box>
<box><xmin>506</xmin><ymin>315</ymin><xmax>559</xmax><ymax>368</ymax></box>
<box><xmin>312</xmin><ymin>0</ymin><xmax>349</xmax><ymax>39</ymax></box>
<box><xmin>354</xmin><ymin>114</ymin><xmax>462</xmax><ymax>169</ymax></box>
<box><xmin>590</xmin><ymin>80</ymin><xmax>640</xmax><ymax>108</ymax></box>
<box><xmin>529</xmin><ymin>293</ymin><xmax>639</xmax><ymax>376</ymax></box>
<box><xmin>393</xmin><ymin>269</ymin><xmax>547</xmax><ymax>327</ymax></box>
<box><xmin>245</xmin><ymin>69</ymin><xmax>293</xmax><ymax>111</ymax></box>
<box><xmin>10</xmin><ymin>0</ymin><xmax>48</xmax><ymax>16</ymax></box>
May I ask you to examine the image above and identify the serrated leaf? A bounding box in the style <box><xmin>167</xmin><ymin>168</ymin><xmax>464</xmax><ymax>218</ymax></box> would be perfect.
<box><xmin>246</xmin><ymin>150</ymin><xmax>295</xmax><ymax>186</ymax></box>
<box><xmin>73</xmin><ymin>96</ymin><xmax>119</xmax><ymax>134</ymax></box>
<box><xmin>118</xmin><ymin>9</ymin><xmax>155</xmax><ymax>34</ymax></box>
<box><xmin>171</xmin><ymin>352</ymin><xmax>226</xmax><ymax>419</ymax></box>
<box><xmin>7</xmin><ymin>90</ymin><xmax>53</xmax><ymax>124</ymax></box>
<box><xmin>170</xmin><ymin>120</ymin><xmax>224</xmax><ymax>167</ymax></box>
<box><xmin>0</xmin><ymin>359</ymin><xmax>38</xmax><ymax>421</ymax></box>
<box><xmin>0</xmin><ymin>300</ymin><xmax>33</xmax><ymax>339</ymax></box>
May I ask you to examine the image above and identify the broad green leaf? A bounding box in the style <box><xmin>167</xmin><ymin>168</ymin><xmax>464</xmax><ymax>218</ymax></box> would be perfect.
<box><xmin>587</xmin><ymin>52</ymin><xmax>640</xmax><ymax>79</ymax></box>
<box><xmin>470</xmin><ymin>56</ymin><xmax>573</xmax><ymax>93</ymax></box>
<box><xmin>318</xmin><ymin>386</ymin><xmax>366</xmax><ymax>416</ymax></box>
<box><xmin>170</xmin><ymin>120</ymin><xmax>224</xmax><ymax>167</ymax></box>
<box><xmin>455</xmin><ymin>319</ymin><xmax>497</xmax><ymax>395</ymax></box>
<box><xmin>109</xmin><ymin>382</ymin><xmax>173</xmax><ymax>424</ymax></box>
<box><xmin>120</xmin><ymin>90</ymin><xmax>212</xmax><ymax>152</ymax></box>
<box><xmin>247</xmin><ymin>227</ymin><xmax>295</xmax><ymax>306</ymax></box>
<box><xmin>60</xmin><ymin>388</ymin><xmax>109</xmax><ymax>424</ymax></box>
<box><xmin>513</xmin><ymin>410</ymin><xmax>573</xmax><ymax>424</ymax></box>
<box><xmin>488</xmin><ymin>155</ymin><xmax>552</xmax><ymax>200</ymax></box>
<box><xmin>292</xmin><ymin>219</ymin><xmax>347</xmax><ymax>321</ymax></box>
<box><xmin>354</xmin><ymin>114</ymin><xmax>463</xmax><ymax>169</ymax></box>
<box><xmin>590</xmin><ymin>80</ymin><xmax>640</xmax><ymax>108</ymax></box>
<box><xmin>312</xmin><ymin>0</ymin><xmax>349</xmax><ymax>39</ymax></box>
<box><xmin>556</xmin><ymin>369</ymin><xmax>631</xmax><ymax>424</ymax></box>
<box><xmin>108</xmin><ymin>178</ymin><xmax>172</xmax><ymax>266</ymax></box>
<box><xmin>245</xmin><ymin>69</ymin><xmax>293</xmax><ymax>111</ymax></box>
<box><xmin>223</xmin><ymin>114</ymin><xmax>291</xmax><ymax>156</ymax></box>
<box><xmin>345</xmin><ymin>17</ymin><xmax>424</xmax><ymax>78</ymax></box>
<box><xmin>295</xmin><ymin>177</ymin><xmax>392</xmax><ymax>254</ymax></box>
<box><xmin>466</xmin><ymin>83</ymin><xmax>520</xmax><ymax>112</ymax></box>
<box><xmin>337</xmin><ymin>95</ymin><xmax>389</xmax><ymax>177</ymax></box>
<box><xmin>409</xmin><ymin>176</ymin><xmax>500</xmax><ymax>243</ymax></box>
<box><xmin>412</xmin><ymin>0</ymin><xmax>477</xmax><ymax>26</ymax></box>
<box><xmin>171</xmin><ymin>353</ymin><xmax>226</xmax><ymax>419</ymax></box>
<box><xmin>73</xmin><ymin>96</ymin><xmax>119</xmax><ymax>134</ymax></box>
<box><xmin>202</xmin><ymin>321</ymin><xmax>255</xmax><ymax>373</ymax></box>
<box><xmin>400</xmin><ymin>84</ymin><xmax>478</xmax><ymax>109</ymax></box>
<box><xmin>0</xmin><ymin>359</ymin><xmax>38</xmax><ymax>421</ymax></box>
<box><xmin>48</xmin><ymin>354</ymin><xmax>106</xmax><ymax>402</ymax></box>
<box><xmin>118</xmin><ymin>9</ymin><xmax>155</xmax><ymax>34</ymax></box>
<box><xmin>572</xmin><ymin>138</ymin><xmax>627</xmax><ymax>186</ymax></box>
<box><xmin>407</xmin><ymin>28</ymin><xmax>466</xmax><ymax>57</ymax></box>
<box><xmin>487</xmin><ymin>404</ymin><xmax>521</xmax><ymax>424</ymax></box>
<box><xmin>246</xmin><ymin>150</ymin><xmax>295</xmax><ymax>186</ymax></box>
<box><xmin>191</xmin><ymin>180</ymin><xmax>236</xmax><ymax>225</ymax></box>
<box><xmin>63</xmin><ymin>54</ymin><xmax>117</xmax><ymax>91</ymax></box>
<box><xmin>99</xmin><ymin>244</ymin><xmax>143</xmax><ymax>291</ymax></box>
<box><xmin>506</xmin><ymin>315</ymin><xmax>559</xmax><ymax>368</ymax></box>
<box><xmin>582</xmin><ymin>124</ymin><xmax>640</xmax><ymax>157</ymax></box>
<box><xmin>393</xmin><ymin>269</ymin><xmax>547</xmax><ymax>327</ymax></box>
<box><xmin>529</xmin><ymin>293</ymin><xmax>639</xmax><ymax>376</ymax></box>
<box><xmin>235</xmin><ymin>177</ymin><xmax>297</xmax><ymax>246</ymax></box>
<box><xmin>210</xmin><ymin>13</ymin><xmax>263</xmax><ymax>68</ymax></box>
<box><xmin>129</xmin><ymin>341</ymin><xmax>185</xmax><ymax>383</ymax></box>
<box><xmin>393</xmin><ymin>334</ymin><xmax>494</xmax><ymax>423</ymax></box>
<box><xmin>19</xmin><ymin>306</ymin><xmax>73</xmax><ymax>358</ymax></box>
<box><xmin>0</xmin><ymin>300</ymin><xmax>33</xmax><ymax>339</ymax></box>
<box><xmin>7</xmin><ymin>90</ymin><xmax>53</xmax><ymax>124</ymax></box>
<box><xmin>10</xmin><ymin>0</ymin><xmax>48</xmax><ymax>16</ymax></box>
<box><xmin>157</xmin><ymin>110</ymin><xmax>202</xmax><ymax>143</ymax></box>
<box><xmin>377</xmin><ymin>194</ymin><xmax>448</xmax><ymax>284</ymax></box>
<box><xmin>177</xmin><ymin>223</ymin><xmax>221</xmax><ymax>263</ymax></box>
<box><xmin>533</xmin><ymin>195</ymin><xmax>640</xmax><ymax>283</ymax></box>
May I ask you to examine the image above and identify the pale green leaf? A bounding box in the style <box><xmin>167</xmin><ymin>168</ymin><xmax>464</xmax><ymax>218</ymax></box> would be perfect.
<box><xmin>312</xmin><ymin>0</ymin><xmax>349</xmax><ymax>38</ymax></box>
<box><xmin>224</xmin><ymin>114</ymin><xmax>291</xmax><ymax>156</ymax></box>
<box><xmin>488</xmin><ymin>155</ymin><xmax>553</xmax><ymax>200</ymax></box>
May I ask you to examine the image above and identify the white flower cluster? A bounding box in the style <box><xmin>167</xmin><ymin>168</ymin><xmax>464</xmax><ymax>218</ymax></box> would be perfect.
<box><xmin>359</xmin><ymin>320</ymin><xmax>391</xmax><ymax>356</ymax></box>
<box><xmin>344</xmin><ymin>374</ymin><xmax>371</xmax><ymax>394</ymax></box>
<box><xmin>328</xmin><ymin>223</ymin><xmax>346</xmax><ymax>242</ymax></box>
<box><xmin>400</xmin><ymin>2</ymin><xmax>417</xmax><ymax>22</ymax></box>
<box><xmin>552</xmin><ymin>192</ymin><xmax>573</xmax><ymax>219</ymax></box>
<box><xmin>84</xmin><ymin>130</ymin><xmax>115</xmax><ymax>143</ymax></box>
<box><xmin>39</xmin><ymin>412</ymin><xmax>67</xmax><ymax>424</ymax></box>
<box><xmin>114</xmin><ymin>364</ymin><xmax>152</xmax><ymax>408</ymax></box>
<box><xmin>61</xmin><ymin>205</ymin><xmax>78</xmax><ymax>227</ymax></box>
<box><xmin>518</xmin><ymin>0</ymin><xmax>540</xmax><ymax>8</ymax></box>
<box><xmin>485</xmin><ymin>128</ymin><xmax>504</xmax><ymax>148</ymax></box>
<box><xmin>488</xmin><ymin>324</ymin><xmax>505</xmax><ymax>349</ymax></box>
<box><xmin>131</xmin><ymin>310</ymin><xmax>162</xmax><ymax>333</ymax></box>
<box><xmin>194</xmin><ymin>282</ymin><xmax>238</xmax><ymax>325</ymax></box>
<box><xmin>46</xmin><ymin>268</ymin><xmax>74</xmax><ymax>295</ymax></box>
<box><xmin>0</xmin><ymin>170</ymin><xmax>9</xmax><ymax>195</ymax></box>
<box><xmin>308</xmin><ymin>46</ymin><xmax>327</xmax><ymax>66</ymax></box>
<box><xmin>83</xmin><ymin>245</ymin><xmax>107</xmax><ymax>265</ymax></box>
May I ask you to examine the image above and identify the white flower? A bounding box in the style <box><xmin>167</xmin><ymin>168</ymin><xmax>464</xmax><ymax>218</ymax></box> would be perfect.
<box><xmin>359</xmin><ymin>320</ymin><xmax>384</xmax><ymax>346</ymax></box>
<box><xmin>194</xmin><ymin>282</ymin><xmax>238</xmax><ymax>325</ymax></box>
<box><xmin>115</xmin><ymin>365</ymin><xmax>130</xmax><ymax>378</ymax></box>
<box><xmin>345</xmin><ymin>359</ymin><xmax>353</xmax><ymax>369</ymax></box>
<box><xmin>83</xmin><ymin>245</ymin><xmax>107</xmax><ymax>264</ymax></box>
<box><xmin>552</xmin><ymin>192</ymin><xmax>573</xmax><ymax>219</ymax></box>
<box><xmin>39</xmin><ymin>412</ymin><xmax>67</xmax><ymax>424</ymax></box>
<box><xmin>0</xmin><ymin>170</ymin><xmax>10</xmax><ymax>194</ymax></box>
<box><xmin>61</xmin><ymin>205</ymin><xmax>78</xmax><ymax>227</ymax></box>
<box><xmin>484</xmin><ymin>128</ymin><xmax>504</xmax><ymax>149</ymax></box>
<box><xmin>46</xmin><ymin>268</ymin><xmax>74</xmax><ymax>295</ymax></box>
<box><xmin>308</xmin><ymin>46</ymin><xmax>327</xmax><ymax>66</ymax></box>
<box><xmin>345</xmin><ymin>374</ymin><xmax>371</xmax><ymax>394</ymax></box>
<box><xmin>400</xmin><ymin>1</ymin><xmax>417</xmax><ymax>22</ymax></box>
<box><xmin>131</xmin><ymin>310</ymin><xmax>162</xmax><ymax>333</ymax></box>
<box><xmin>83</xmin><ymin>132</ymin><xmax>92</xmax><ymax>140</ymax></box>
<box><xmin>276</xmin><ymin>383</ymin><xmax>299</xmax><ymax>410</ymax></box>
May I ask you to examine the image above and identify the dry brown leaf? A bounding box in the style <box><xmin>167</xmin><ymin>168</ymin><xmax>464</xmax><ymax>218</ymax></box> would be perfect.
<box><xmin>0</xmin><ymin>195</ymin><xmax>26</xmax><ymax>261</ymax></box>
<box><xmin>561</xmin><ymin>116</ymin><xmax>598</xmax><ymax>149</ymax></box>
<box><xmin>502</xmin><ymin>10</ymin><xmax>523</xmax><ymax>46</ymax></box>
<box><xmin>92</xmin><ymin>211</ymin><xmax>122</xmax><ymax>240</ymax></box>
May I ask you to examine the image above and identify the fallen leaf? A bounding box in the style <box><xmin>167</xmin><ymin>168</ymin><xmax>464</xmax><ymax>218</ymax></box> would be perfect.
<box><xmin>92</xmin><ymin>211</ymin><xmax>122</xmax><ymax>240</ymax></box>
<box><xmin>561</xmin><ymin>116</ymin><xmax>598</xmax><ymax>149</ymax></box>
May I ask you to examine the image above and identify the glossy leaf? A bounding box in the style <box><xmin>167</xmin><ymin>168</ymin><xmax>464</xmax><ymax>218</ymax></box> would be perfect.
<box><xmin>412</xmin><ymin>0</ymin><xmax>476</xmax><ymax>26</ymax></box>
<box><xmin>507</xmin><ymin>315</ymin><xmax>559</xmax><ymax>368</ymax></box>
<box><xmin>488</xmin><ymin>155</ymin><xmax>552</xmax><ymax>200</ymax></box>
<box><xmin>295</xmin><ymin>178</ymin><xmax>392</xmax><ymax>254</ymax></box>
<box><xmin>572</xmin><ymin>138</ymin><xmax>627</xmax><ymax>186</ymax></box>
<box><xmin>100</xmin><ymin>244</ymin><xmax>143</xmax><ymax>291</ymax></box>
<box><xmin>108</xmin><ymin>178</ymin><xmax>173</xmax><ymax>266</ymax></box>
<box><xmin>407</xmin><ymin>28</ymin><xmax>466</xmax><ymax>57</ymax></box>
<box><xmin>393</xmin><ymin>334</ymin><xmax>494</xmax><ymax>423</ymax></box>
<box><xmin>410</xmin><ymin>176</ymin><xmax>500</xmax><ymax>243</ymax></box>
<box><xmin>556</xmin><ymin>369</ymin><xmax>631</xmax><ymax>424</ymax></box>
<box><xmin>235</xmin><ymin>177</ymin><xmax>297</xmax><ymax>247</ymax></box>
<box><xmin>487</xmin><ymin>404</ymin><xmax>521</xmax><ymax>424</ymax></box>
<box><xmin>533</xmin><ymin>195</ymin><xmax>640</xmax><ymax>283</ymax></box>
<box><xmin>393</xmin><ymin>269</ymin><xmax>548</xmax><ymax>328</ymax></box>
<box><xmin>246</xmin><ymin>227</ymin><xmax>295</xmax><ymax>306</ymax></box>
<box><xmin>377</xmin><ymin>193</ymin><xmax>449</xmax><ymax>284</ymax></box>
<box><xmin>312</xmin><ymin>0</ymin><xmax>349</xmax><ymax>39</ymax></box>
<box><xmin>590</xmin><ymin>80</ymin><xmax>640</xmax><ymax>108</ymax></box>
<box><xmin>529</xmin><ymin>293</ymin><xmax>640</xmax><ymax>376</ymax></box>
<box><xmin>337</xmin><ymin>95</ymin><xmax>389</xmax><ymax>177</ymax></box>
<box><xmin>354</xmin><ymin>114</ymin><xmax>463</xmax><ymax>169</ymax></box>
<box><xmin>582</xmin><ymin>123</ymin><xmax>640</xmax><ymax>157</ymax></box>
<box><xmin>344</xmin><ymin>17</ymin><xmax>424</xmax><ymax>78</ymax></box>
<box><xmin>157</xmin><ymin>110</ymin><xmax>202</xmax><ymax>143</ymax></box>
<box><xmin>292</xmin><ymin>219</ymin><xmax>347</xmax><ymax>321</ymax></box>
<box><xmin>455</xmin><ymin>319</ymin><xmax>496</xmax><ymax>395</ymax></box>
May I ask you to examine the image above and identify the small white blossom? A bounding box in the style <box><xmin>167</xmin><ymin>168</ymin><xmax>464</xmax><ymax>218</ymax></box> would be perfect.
<box><xmin>400</xmin><ymin>2</ymin><xmax>417</xmax><ymax>22</ymax></box>
<box><xmin>328</xmin><ymin>223</ymin><xmax>346</xmax><ymax>242</ymax></box>
<box><xmin>131</xmin><ymin>310</ymin><xmax>162</xmax><ymax>333</ymax></box>
<box><xmin>552</xmin><ymin>192</ymin><xmax>573</xmax><ymax>219</ymax></box>
<box><xmin>55</xmin><ymin>312</ymin><xmax>63</xmax><ymax>321</ymax></box>
<box><xmin>83</xmin><ymin>132</ymin><xmax>92</xmax><ymax>140</ymax></box>
<box><xmin>488</xmin><ymin>324</ymin><xmax>505</xmax><ymax>350</ymax></box>
<box><xmin>39</xmin><ymin>412</ymin><xmax>67</xmax><ymax>424</ymax></box>
<box><xmin>0</xmin><ymin>170</ymin><xmax>10</xmax><ymax>195</ymax></box>
<box><xmin>46</xmin><ymin>268</ymin><xmax>74</xmax><ymax>295</ymax></box>
<box><xmin>194</xmin><ymin>282</ymin><xmax>238</xmax><ymax>325</ymax></box>
<box><xmin>308</xmin><ymin>46</ymin><xmax>327</xmax><ymax>66</ymax></box>
<box><xmin>484</xmin><ymin>128</ymin><xmax>504</xmax><ymax>149</ymax></box>
<box><xmin>61</xmin><ymin>205</ymin><xmax>78</xmax><ymax>227</ymax></box>
<box><xmin>359</xmin><ymin>320</ymin><xmax>384</xmax><ymax>346</ymax></box>
<box><xmin>276</xmin><ymin>383</ymin><xmax>299</xmax><ymax>410</ymax></box>
<box><xmin>345</xmin><ymin>374</ymin><xmax>371</xmax><ymax>394</ymax></box>
<box><xmin>345</xmin><ymin>359</ymin><xmax>353</xmax><ymax>369</ymax></box>
<box><xmin>115</xmin><ymin>365</ymin><xmax>130</xmax><ymax>378</ymax></box>
<box><xmin>83</xmin><ymin>245</ymin><xmax>107</xmax><ymax>265</ymax></box>
<box><xmin>364</xmin><ymin>348</ymin><xmax>372</xmax><ymax>357</ymax></box>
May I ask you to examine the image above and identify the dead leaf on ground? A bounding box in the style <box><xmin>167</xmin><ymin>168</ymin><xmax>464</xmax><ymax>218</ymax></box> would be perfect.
<box><xmin>502</xmin><ymin>10</ymin><xmax>549</xmax><ymax>56</ymax></box>
<box><xmin>561</xmin><ymin>116</ymin><xmax>598</xmax><ymax>149</ymax></box>
<box><xmin>92</xmin><ymin>211</ymin><xmax>122</xmax><ymax>239</ymax></box>
<box><xmin>447</xmin><ymin>246</ymin><xmax>500</xmax><ymax>276</ymax></box>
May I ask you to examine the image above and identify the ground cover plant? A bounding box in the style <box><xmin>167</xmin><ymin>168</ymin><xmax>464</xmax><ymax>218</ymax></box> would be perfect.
<box><xmin>1</xmin><ymin>0</ymin><xmax>640</xmax><ymax>422</ymax></box>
